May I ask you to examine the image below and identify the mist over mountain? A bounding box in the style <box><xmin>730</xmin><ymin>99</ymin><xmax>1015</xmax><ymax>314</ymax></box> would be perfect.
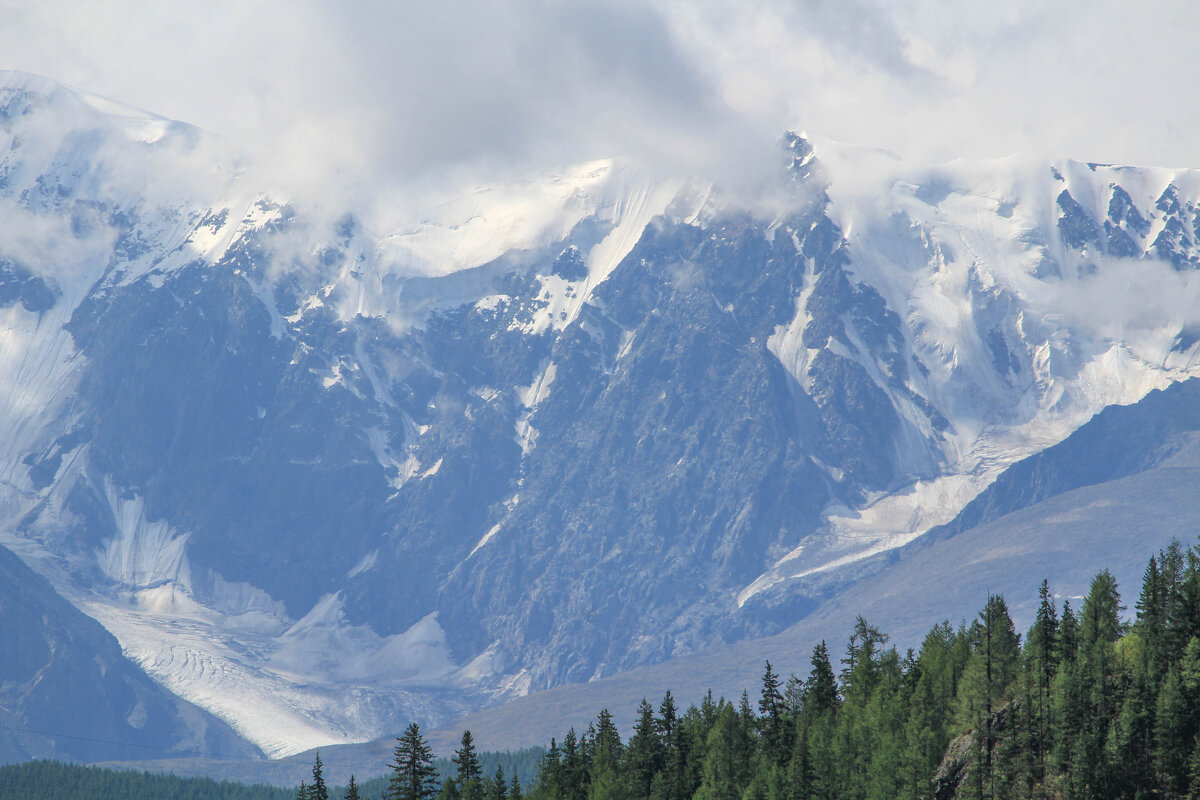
<box><xmin>2</xmin><ymin>68</ymin><xmax>1200</xmax><ymax>764</ymax></box>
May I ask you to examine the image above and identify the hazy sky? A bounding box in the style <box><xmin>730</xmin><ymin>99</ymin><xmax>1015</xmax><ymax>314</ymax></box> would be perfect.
<box><xmin>3</xmin><ymin>0</ymin><xmax>1199</xmax><ymax>190</ymax></box>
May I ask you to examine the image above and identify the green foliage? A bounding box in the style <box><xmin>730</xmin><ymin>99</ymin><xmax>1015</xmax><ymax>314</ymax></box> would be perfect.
<box><xmin>522</xmin><ymin>538</ymin><xmax>1200</xmax><ymax>800</ymax></box>
<box><xmin>0</xmin><ymin>760</ymin><xmax>293</xmax><ymax>800</ymax></box>
<box><xmin>388</xmin><ymin>723</ymin><xmax>439</xmax><ymax>800</ymax></box>
<box><xmin>21</xmin><ymin>540</ymin><xmax>1200</xmax><ymax>800</ymax></box>
<box><xmin>454</xmin><ymin>730</ymin><xmax>483</xmax><ymax>786</ymax></box>
<box><xmin>310</xmin><ymin>752</ymin><xmax>329</xmax><ymax>800</ymax></box>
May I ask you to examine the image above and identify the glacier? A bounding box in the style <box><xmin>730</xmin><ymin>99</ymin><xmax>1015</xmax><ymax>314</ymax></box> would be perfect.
<box><xmin>3</xmin><ymin>70</ymin><xmax>1200</xmax><ymax>758</ymax></box>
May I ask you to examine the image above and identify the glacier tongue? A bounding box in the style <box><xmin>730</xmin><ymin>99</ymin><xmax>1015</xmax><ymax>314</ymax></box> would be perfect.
<box><xmin>8</xmin><ymin>71</ymin><xmax>1200</xmax><ymax>757</ymax></box>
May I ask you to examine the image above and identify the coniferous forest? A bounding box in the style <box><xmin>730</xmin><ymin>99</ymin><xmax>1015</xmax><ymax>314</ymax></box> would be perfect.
<box><xmin>11</xmin><ymin>539</ymin><xmax>1200</xmax><ymax>800</ymax></box>
<box><xmin>408</xmin><ymin>538</ymin><xmax>1200</xmax><ymax>800</ymax></box>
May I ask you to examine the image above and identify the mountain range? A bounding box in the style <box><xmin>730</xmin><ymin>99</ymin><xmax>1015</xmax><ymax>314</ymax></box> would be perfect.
<box><xmin>2</xmin><ymin>69</ymin><xmax>1199</xmax><ymax>768</ymax></box>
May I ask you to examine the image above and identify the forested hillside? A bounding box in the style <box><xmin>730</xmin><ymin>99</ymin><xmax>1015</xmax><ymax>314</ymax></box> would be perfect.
<box><xmin>476</xmin><ymin>539</ymin><xmax>1200</xmax><ymax>800</ymax></box>
<box><xmin>241</xmin><ymin>535</ymin><xmax>1200</xmax><ymax>800</ymax></box>
<box><xmin>15</xmin><ymin>539</ymin><xmax>1200</xmax><ymax>800</ymax></box>
<box><xmin>0</xmin><ymin>760</ymin><xmax>293</xmax><ymax>800</ymax></box>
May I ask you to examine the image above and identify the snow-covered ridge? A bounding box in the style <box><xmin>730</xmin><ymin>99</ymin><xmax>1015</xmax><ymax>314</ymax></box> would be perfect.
<box><xmin>6</xmin><ymin>70</ymin><xmax>1200</xmax><ymax>759</ymax></box>
<box><xmin>0</xmin><ymin>72</ymin><xmax>687</xmax><ymax>756</ymax></box>
<box><xmin>739</xmin><ymin>146</ymin><xmax>1200</xmax><ymax>605</ymax></box>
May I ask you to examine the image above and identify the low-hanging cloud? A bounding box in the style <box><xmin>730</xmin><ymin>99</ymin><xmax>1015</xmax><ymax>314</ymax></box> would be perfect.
<box><xmin>2</xmin><ymin>0</ymin><xmax>1198</xmax><ymax>207</ymax></box>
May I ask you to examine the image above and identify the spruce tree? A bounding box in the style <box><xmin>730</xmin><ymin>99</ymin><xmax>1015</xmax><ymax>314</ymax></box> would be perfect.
<box><xmin>593</xmin><ymin>708</ymin><xmax>623</xmax><ymax>769</ymax></box>
<box><xmin>311</xmin><ymin>752</ymin><xmax>329</xmax><ymax>800</ymax></box>
<box><xmin>1080</xmin><ymin>569</ymin><xmax>1124</xmax><ymax>652</ymax></box>
<box><xmin>698</xmin><ymin>690</ymin><xmax>720</xmax><ymax>729</ymax></box>
<box><xmin>453</xmin><ymin>730</ymin><xmax>483</xmax><ymax>800</ymax></box>
<box><xmin>581</xmin><ymin>722</ymin><xmax>596</xmax><ymax>774</ymax></box>
<box><xmin>757</xmin><ymin>661</ymin><xmax>787</xmax><ymax>766</ymax></box>
<box><xmin>627</xmin><ymin>699</ymin><xmax>662</xmax><ymax>799</ymax></box>
<box><xmin>1059</xmin><ymin>599</ymin><xmax>1080</xmax><ymax>664</ymax></box>
<box><xmin>1025</xmin><ymin>580</ymin><xmax>1058</xmax><ymax>784</ymax></box>
<box><xmin>804</xmin><ymin>641</ymin><xmax>838</xmax><ymax>714</ymax></box>
<box><xmin>953</xmin><ymin>595</ymin><xmax>1020</xmax><ymax>800</ymax></box>
<box><xmin>345</xmin><ymin>775</ymin><xmax>360</xmax><ymax>800</ymax></box>
<box><xmin>783</xmin><ymin>674</ymin><xmax>803</xmax><ymax>715</ymax></box>
<box><xmin>453</xmin><ymin>730</ymin><xmax>482</xmax><ymax>783</ymax></box>
<box><xmin>489</xmin><ymin>765</ymin><xmax>507</xmax><ymax>800</ymax></box>
<box><xmin>662</xmin><ymin>719</ymin><xmax>693</xmax><ymax>800</ymax></box>
<box><xmin>536</xmin><ymin>738</ymin><xmax>562</xmax><ymax>800</ymax></box>
<box><xmin>437</xmin><ymin>778</ymin><xmax>462</xmax><ymax>800</ymax></box>
<box><xmin>1056</xmin><ymin>571</ymin><xmax>1125</xmax><ymax>799</ymax></box>
<box><xmin>561</xmin><ymin>727</ymin><xmax>586</xmax><ymax>800</ymax></box>
<box><xmin>1161</xmin><ymin>541</ymin><xmax>1191</xmax><ymax>657</ymax></box>
<box><xmin>657</xmin><ymin>692</ymin><xmax>677</xmax><ymax>749</ymax></box>
<box><xmin>1137</xmin><ymin>556</ymin><xmax>1168</xmax><ymax>680</ymax></box>
<box><xmin>388</xmin><ymin>723</ymin><xmax>439</xmax><ymax>800</ymax></box>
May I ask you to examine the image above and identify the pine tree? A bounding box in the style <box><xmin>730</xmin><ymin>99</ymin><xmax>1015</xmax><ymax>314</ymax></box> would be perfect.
<box><xmin>298</xmin><ymin>781</ymin><xmax>311</xmax><ymax>800</ymax></box>
<box><xmin>388</xmin><ymin>723</ymin><xmax>439</xmax><ymax>800</ymax></box>
<box><xmin>509</xmin><ymin>773</ymin><xmax>523</xmax><ymax>800</ymax></box>
<box><xmin>345</xmin><ymin>775</ymin><xmax>360</xmax><ymax>800</ymax></box>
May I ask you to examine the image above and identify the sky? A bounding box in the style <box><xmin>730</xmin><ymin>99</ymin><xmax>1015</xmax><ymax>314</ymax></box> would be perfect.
<box><xmin>2</xmin><ymin>0</ymin><xmax>1199</xmax><ymax>194</ymax></box>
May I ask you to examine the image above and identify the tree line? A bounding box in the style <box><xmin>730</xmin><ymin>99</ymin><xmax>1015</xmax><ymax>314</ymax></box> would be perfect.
<box><xmin>347</xmin><ymin>537</ymin><xmax>1200</xmax><ymax>800</ymax></box>
<box><xmin>298</xmin><ymin>729</ymin><xmax>531</xmax><ymax>800</ymax></box>
<box><xmin>0</xmin><ymin>759</ymin><xmax>294</xmax><ymax>800</ymax></box>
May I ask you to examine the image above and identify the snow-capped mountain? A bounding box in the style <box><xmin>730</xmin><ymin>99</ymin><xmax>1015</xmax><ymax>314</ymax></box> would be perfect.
<box><xmin>3</xmin><ymin>70</ymin><xmax>1200</xmax><ymax>758</ymax></box>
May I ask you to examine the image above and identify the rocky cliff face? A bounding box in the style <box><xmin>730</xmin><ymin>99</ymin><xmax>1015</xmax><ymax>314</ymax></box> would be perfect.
<box><xmin>2</xmin><ymin>71</ymin><xmax>1200</xmax><ymax>755</ymax></box>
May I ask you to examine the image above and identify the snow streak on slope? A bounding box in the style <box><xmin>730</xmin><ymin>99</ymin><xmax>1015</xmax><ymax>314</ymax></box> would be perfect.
<box><xmin>739</xmin><ymin>145</ymin><xmax>1200</xmax><ymax>605</ymax></box>
<box><xmin>0</xmin><ymin>71</ymin><xmax>689</xmax><ymax>756</ymax></box>
<box><xmin>312</xmin><ymin>160</ymin><xmax>681</xmax><ymax>331</ymax></box>
<box><xmin>9</xmin><ymin>70</ymin><xmax>1200</xmax><ymax>759</ymax></box>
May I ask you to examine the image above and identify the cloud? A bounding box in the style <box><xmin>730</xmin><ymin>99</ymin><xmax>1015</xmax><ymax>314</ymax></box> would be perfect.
<box><xmin>1</xmin><ymin>0</ymin><xmax>1198</xmax><ymax>208</ymax></box>
<box><xmin>670</xmin><ymin>0</ymin><xmax>1200</xmax><ymax>168</ymax></box>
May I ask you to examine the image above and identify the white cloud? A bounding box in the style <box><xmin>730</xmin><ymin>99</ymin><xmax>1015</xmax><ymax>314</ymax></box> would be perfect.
<box><xmin>1</xmin><ymin>0</ymin><xmax>1197</xmax><ymax>202</ymax></box>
